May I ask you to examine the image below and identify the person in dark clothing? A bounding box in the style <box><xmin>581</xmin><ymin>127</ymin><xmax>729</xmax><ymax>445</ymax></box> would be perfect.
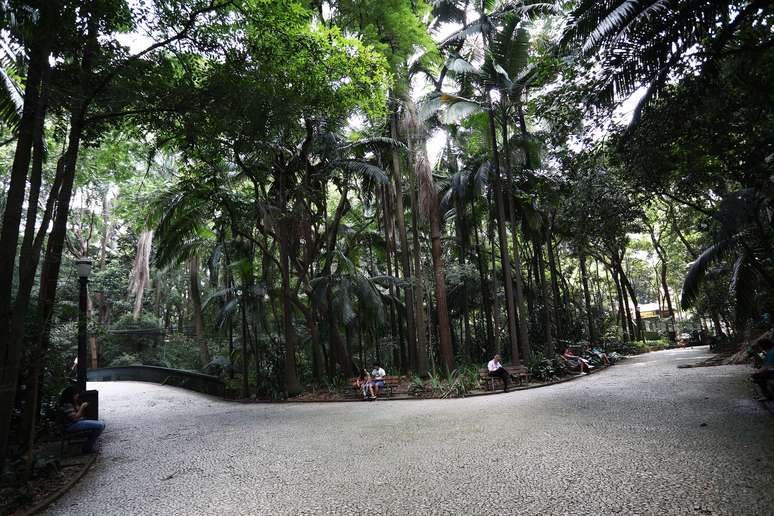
<box><xmin>59</xmin><ymin>386</ymin><xmax>105</xmax><ymax>453</ymax></box>
<box><xmin>752</xmin><ymin>338</ymin><xmax>774</xmax><ymax>401</ymax></box>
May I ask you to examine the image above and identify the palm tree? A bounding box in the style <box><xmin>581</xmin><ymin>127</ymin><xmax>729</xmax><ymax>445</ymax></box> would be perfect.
<box><xmin>681</xmin><ymin>188</ymin><xmax>774</xmax><ymax>324</ymax></box>
<box><xmin>561</xmin><ymin>0</ymin><xmax>773</xmax><ymax>127</ymax></box>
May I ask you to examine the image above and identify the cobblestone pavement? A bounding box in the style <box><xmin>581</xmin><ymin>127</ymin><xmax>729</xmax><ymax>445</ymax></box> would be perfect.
<box><xmin>47</xmin><ymin>347</ymin><xmax>774</xmax><ymax>515</ymax></box>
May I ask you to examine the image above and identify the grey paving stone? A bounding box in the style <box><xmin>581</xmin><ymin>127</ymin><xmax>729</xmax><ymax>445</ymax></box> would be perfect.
<box><xmin>46</xmin><ymin>347</ymin><xmax>774</xmax><ymax>515</ymax></box>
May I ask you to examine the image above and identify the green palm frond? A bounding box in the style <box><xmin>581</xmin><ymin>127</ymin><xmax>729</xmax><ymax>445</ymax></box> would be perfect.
<box><xmin>0</xmin><ymin>66</ymin><xmax>23</xmax><ymax>132</ymax></box>
<box><xmin>333</xmin><ymin>159</ymin><xmax>389</xmax><ymax>184</ymax></box>
<box><xmin>680</xmin><ymin>236</ymin><xmax>739</xmax><ymax>309</ymax></box>
<box><xmin>561</xmin><ymin>1</ymin><xmax>747</xmax><ymax>122</ymax></box>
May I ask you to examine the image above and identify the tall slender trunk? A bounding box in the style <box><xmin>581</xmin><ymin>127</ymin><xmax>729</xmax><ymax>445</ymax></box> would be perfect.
<box><xmin>611</xmin><ymin>267</ymin><xmax>630</xmax><ymax>341</ymax></box>
<box><xmin>381</xmin><ymin>185</ymin><xmax>404</xmax><ymax>371</ymax></box>
<box><xmin>390</xmin><ymin>113</ymin><xmax>419</xmax><ymax>371</ymax></box>
<box><xmin>409</xmin><ymin>181</ymin><xmax>429</xmax><ymax>375</ymax></box>
<box><xmin>618</xmin><ymin>261</ymin><xmax>644</xmax><ymax>342</ymax></box>
<box><xmin>535</xmin><ymin>239</ymin><xmax>554</xmax><ymax>354</ymax></box>
<box><xmin>408</xmin><ymin>117</ymin><xmax>453</xmax><ymax>374</ymax></box>
<box><xmin>487</xmin><ymin>95</ymin><xmax>520</xmax><ymax>365</ymax></box>
<box><xmin>240</xmin><ymin>291</ymin><xmax>249</xmax><ymax>397</ymax></box>
<box><xmin>578</xmin><ymin>250</ymin><xmax>597</xmax><ymax>344</ymax></box>
<box><xmin>189</xmin><ymin>255</ymin><xmax>209</xmax><ymax>366</ymax></box>
<box><xmin>0</xmin><ymin>36</ymin><xmax>49</xmax><ymax>462</ymax></box>
<box><xmin>100</xmin><ymin>190</ymin><xmax>111</xmax><ymax>269</ymax></box>
<box><xmin>546</xmin><ymin>227</ymin><xmax>562</xmax><ymax>340</ymax></box>
<box><xmin>474</xmin><ymin>217</ymin><xmax>495</xmax><ymax>360</ymax></box>
<box><xmin>487</xmin><ymin>211</ymin><xmax>502</xmax><ymax>352</ymax></box>
<box><xmin>649</xmin><ymin>228</ymin><xmax>676</xmax><ymax>333</ymax></box>
<box><xmin>425</xmin><ymin>174</ymin><xmax>454</xmax><ymax>374</ymax></box>
<box><xmin>278</xmin><ymin>233</ymin><xmax>302</xmax><ymax>395</ymax></box>
<box><xmin>500</xmin><ymin>109</ymin><xmax>530</xmax><ymax>359</ymax></box>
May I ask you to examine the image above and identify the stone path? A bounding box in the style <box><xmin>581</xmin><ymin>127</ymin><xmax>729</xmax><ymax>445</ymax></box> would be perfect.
<box><xmin>47</xmin><ymin>347</ymin><xmax>774</xmax><ymax>515</ymax></box>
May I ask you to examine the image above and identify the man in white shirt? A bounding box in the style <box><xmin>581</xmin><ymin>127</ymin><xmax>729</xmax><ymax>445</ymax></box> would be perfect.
<box><xmin>487</xmin><ymin>354</ymin><xmax>510</xmax><ymax>392</ymax></box>
<box><xmin>371</xmin><ymin>362</ymin><xmax>386</xmax><ymax>397</ymax></box>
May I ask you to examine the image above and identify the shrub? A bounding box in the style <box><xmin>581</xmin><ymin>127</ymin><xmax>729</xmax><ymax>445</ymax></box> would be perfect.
<box><xmin>109</xmin><ymin>353</ymin><xmax>142</xmax><ymax>366</ymax></box>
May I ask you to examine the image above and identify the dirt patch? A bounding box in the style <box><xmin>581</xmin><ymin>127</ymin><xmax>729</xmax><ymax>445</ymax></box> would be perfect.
<box><xmin>0</xmin><ymin>453</ymin><xmax>94</xmax><ymax>515</ymax></box>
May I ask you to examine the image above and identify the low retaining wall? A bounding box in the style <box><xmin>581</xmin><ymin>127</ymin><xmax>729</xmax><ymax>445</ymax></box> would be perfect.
<box><xmin>87</xmin><ymin>366</ymin><xmax>225</xmax><ymax>397</ymax></box>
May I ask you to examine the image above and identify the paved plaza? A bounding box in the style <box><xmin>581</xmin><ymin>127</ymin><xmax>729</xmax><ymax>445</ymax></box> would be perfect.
<box><xmin>47</xmin><ymin>347</ymin><xmax>774</xmax><ymax>515</ymax></box>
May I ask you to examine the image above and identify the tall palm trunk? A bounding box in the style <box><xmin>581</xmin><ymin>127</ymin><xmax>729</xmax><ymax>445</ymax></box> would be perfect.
<box><xmin>578</xmin><ymin>250</ymin><xmax>597</xmax><ymax>344</ymax></box>
<box><xmin>546</xmin><ymin>225</ymin><xmax>563</xmax><ymax>340</ymax></box>
<box><xmin>189</xmin><ymin>255</ymin><xmax>210</xmax><ymax>366</ymax></box>
<box><xmin>389</xmin><ymin>112</ymin><xmax>420</xmax><ymax>371</ymax></box>
<box><xmin>535</xmin><ymin>239</ymin><xmax>554</xmax><ymax>354</ymax></box>
<box><xmin>380</xmin><ymin>185</ymin><xmax>405</xmax><ymax>371</ymax></box>
<box><xmin>500</xmin><ymin>109</ymin><xmax>531</xmax><ymax>359</ymax></box>
<box><xmin>487</xmin><ymin>95</ymin><xmax>520</xmax><ymax>365</ymax></box>
<box><xmin>414</xmin><ymin>144</ymin><xmax>454</xmax><ymax>374</ymax></box>
<box><xmin>409</xmin><ymin>187</ymin><xmax>430</xmax><ymax>375</ymax></box>
<box><xmin>474</xmin><ymin>217</ymin><xmax>495</xmax><ymax>360</ymax></box>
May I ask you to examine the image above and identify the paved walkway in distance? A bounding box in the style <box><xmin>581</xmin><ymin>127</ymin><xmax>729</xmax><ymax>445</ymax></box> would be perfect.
<box><xmin>47</xmin><ymin>347</ymin><xmax>774</xmax><ymax>515</ymax></box>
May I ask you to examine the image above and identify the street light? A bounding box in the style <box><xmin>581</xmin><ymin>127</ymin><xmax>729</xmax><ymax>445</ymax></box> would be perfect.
<box><xmin>76</xmin><ymin>257</ymin><xmax>92</xmax><ymax>391</ymax></box>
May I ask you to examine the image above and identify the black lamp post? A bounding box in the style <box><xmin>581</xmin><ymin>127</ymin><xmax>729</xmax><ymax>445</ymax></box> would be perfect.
<box><xmin>76</xmin><ymin>257</ymin><xmax>92</xmax><ymax>391</ymax></box>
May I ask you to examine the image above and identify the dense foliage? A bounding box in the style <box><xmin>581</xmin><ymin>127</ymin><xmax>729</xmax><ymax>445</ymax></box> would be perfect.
<box><xmin>1</xmin><ymin>0</ymin><xmax>772</xmax><ymax>475</ymax></box>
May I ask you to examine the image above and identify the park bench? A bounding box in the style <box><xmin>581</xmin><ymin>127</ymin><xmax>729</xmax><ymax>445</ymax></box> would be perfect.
<box><xmin>349</xmin><ymin>375</ymin><xmax>401</xmax><ymax>399</ymax></box>
<box><xmin>43</xmin><ymin>409</ymin><xmax>92</xmax><ymax>457</ymax></box>
<box><xmin>479</xmin><ymin>366</ymin><xmax>531</xmax><ymax>391</ymax></box>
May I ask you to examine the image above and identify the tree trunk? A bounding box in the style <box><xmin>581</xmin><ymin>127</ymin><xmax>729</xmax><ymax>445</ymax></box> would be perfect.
<box><xmin>535</xmin><ymin>239</ymin><xmax>554</xmax><ymax>354</ymax></box>
<box><xmin>578</xmin><ymin>250</ymin><xmax>597</xmax><ymax>344</ymax></box>
<box><xmin>189</xmin><ymin>255</ymin><xmax>209</xmax><ymax>366</ymax></box>
<box><xmin>426</xmin><ymin>182</ymin><xmax>454</xmax><ymax>374</ymax></box>
<box><xmin>474</xmin><ymin>218</ymin><xmax>495</xmax><ymax>361</ymax></box>
<box><xmin>546</xmin><ymin>227</ymin><xmax>562</xmax><ymax>341</ymax></box>
<box><xmin>381</xmin><ymin>185</ymin><xmax>405</xmax><ymax>371</ymax></box>
<box><xmin>411</xmin><ymin>129</ymin><xmax>453</xmax><ymax>374</ymax></box>
<box><xmin>611</xmin><ymin>267</ymin><xmax>630</xmax><ymax>341</ymax></box>
<box><xmin>100</xmin><ymin>190</ymin><xmax>111</xmax><ymax>269</ymax></box>
<box><xmin>389</xmin><ymin>113</ymin><xmax>419</xmax><ymax>371</ymax></box>
<box><xmin>0</xmin><ymin>37</ymin><xmax>49</xmax><ymax>462</ymax></box>
<box><xmin>130</xmin><ymin>229</ymin><xmax>153</xmax><ymax>319</ymax></box>
<box><xmin>487</xmin><ymin>96</ymin><xmax>520</xmax><ymax>365</ymax></box>
<box><xmin>278</xmin><ymin>234</ymin><xmax>302</xmax><ymax>395</ymax></box>
<box><xmin>487</xmin><ymin>211</ymin><xmax>502</xmax><ymax>353</ymax></box>
<box><xmin>618</xmin><ymin>262</ymin><xmax>644</xmax><ymax>342</ymax></box>
<box><xmin>408</xmin><ymin>180</ymin><xmax>429</xmax><ymax>376</ymax></box>
<box><xmin>500</xmin><ymin>112</ymin><xmax>531</xmax><ymax>360</ymax></box>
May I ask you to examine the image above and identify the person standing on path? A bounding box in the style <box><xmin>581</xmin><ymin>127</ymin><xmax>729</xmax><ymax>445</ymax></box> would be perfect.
<box><xmin>752</xmin><ymin>338</ymin><xmax>774</xmax><ymax>401</ymax></box>
<box><xmin>487</xmin><ymin>354</ymin><xmax>510</xmax><ymax>392</ymax></box>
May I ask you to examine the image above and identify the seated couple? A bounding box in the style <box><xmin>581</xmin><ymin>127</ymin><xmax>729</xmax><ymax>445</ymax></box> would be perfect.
<box><xmin>487</xmin><ymin>354</ymin><xmax>519</xmax><ymax>393</ymax></box>
<box><xmin>356</xmin><ymin>363</ymin><xmax>387</xmax><ymax>400</ymax></box>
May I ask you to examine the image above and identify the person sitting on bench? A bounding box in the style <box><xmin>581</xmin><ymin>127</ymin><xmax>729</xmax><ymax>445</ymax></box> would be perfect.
<box><xmin>752</xmin><ymin>337</ymin><xmax>774</xmax><ymax>401</ymax></box>
<box><xmin>563</xmin><ymin>348</ymin><xmax>591</xmax><ymax>374</ymax></box>
<box><xmin>370</xmin><ymin>362</ymin><xmax>386</xmax><ymax>397</ymax></box>
<box><xmin>356</xmin><ymin>369</ymin><xmax>375</xmax><ymax>400</ymax></box>
<box><xmin>487</xmin><ymin>354</ymin><xmax>510</xmax><ymax>392</ymax></box>
<box><xmin>59</xmin><ymin>386</ymin><xmax>105</xmax><ymax>453</ymax></box>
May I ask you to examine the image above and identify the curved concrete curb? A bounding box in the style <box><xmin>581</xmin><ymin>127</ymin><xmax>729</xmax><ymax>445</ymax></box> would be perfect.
<box><xmin>284</xmin><ymin>363</ymin><xmax>615</xmax><ymax>403</ymax></box>
<box><xmin>23</xmin><ymin>453</ymin><xmax>97</xmax><ymax>516</ymax></box>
